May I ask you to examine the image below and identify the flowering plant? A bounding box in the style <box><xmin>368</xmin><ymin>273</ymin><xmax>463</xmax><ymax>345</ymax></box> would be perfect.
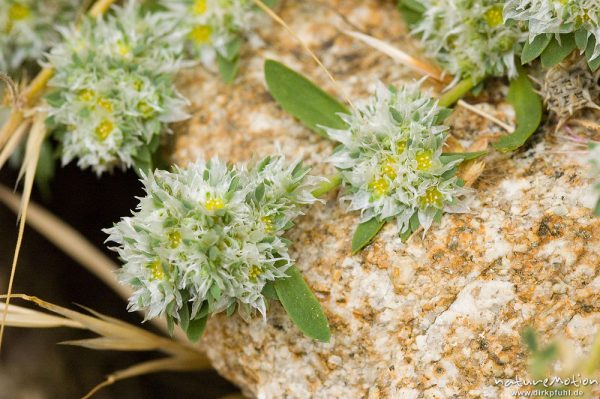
<box><xmin>411</xmin><ymin>0</ymin><xmax>525</xmax><ymax>83</ymax></box>
<box><xmin>505</xmin><ymin>0</ymin><xmax>600</xmax><ymax>70</ymax></box>
<box><xmin>325</xmin><ymin>82</ymin><xmax>469</xmax><ymax>251</ymax></box>
<box><xmin>44</xmin><ymin>2</ymin><xmax>189</xmax><ymax>175</ymax></box>
<box><xmin>0</xmin><ymin>0</ymin><xmax>80</xmax><ymax>74</ymax></box>
<box><xmin>105</xmin><ymin>156</ymin><xmax>330</xmax><ymax>341</ymax></box>
<box><xmin>162</xmin><ymin>0</ymin><xmax>273</xmax><ymax>82</ymax></box>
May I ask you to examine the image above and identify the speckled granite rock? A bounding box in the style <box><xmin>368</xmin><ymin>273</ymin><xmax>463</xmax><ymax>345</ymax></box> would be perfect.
<box><xmin>173</xmin><ymin>1</ymin><xmax>600</xmax><ymax>398</ymax></box>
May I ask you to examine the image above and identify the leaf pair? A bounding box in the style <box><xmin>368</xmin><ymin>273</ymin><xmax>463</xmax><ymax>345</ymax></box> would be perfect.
<box><xmin>522</xmin><ymin>31</ymin><xmax>600</xmax><ymax>71</ymax></box>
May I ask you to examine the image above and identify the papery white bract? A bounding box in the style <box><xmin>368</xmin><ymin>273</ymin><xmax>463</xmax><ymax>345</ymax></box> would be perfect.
<box><xmin>104</xmin><ymin>156</ymin><xmax>322</xmax><ymax>326</ymax></box>
<box><xmin>162</xmin><ymin>0</ymin><xmax>259</xmax><ymax>67</ymax></box>
<box><xmin>326</xmin><ymin>82</ymin><xmax>469</xmax><ymax>237</ymax></box>
<box><xmin>0</xmin><ymin>0</ymin><xmax>79</xmax><ymax>73</ymax></box>
<box><xmin>414</xmin><ymin>0</ymin><xmax>525</xmax><ymax>82</ymax></box>
<box><xmin>45</xmin><ymin>2</ymin><xmax>189</xmax><ymax>175</ymax></box>
<box><xmin>505</xmin><ymin>0</ymin><xmax>600</xmax><ymax>61</ymax></box>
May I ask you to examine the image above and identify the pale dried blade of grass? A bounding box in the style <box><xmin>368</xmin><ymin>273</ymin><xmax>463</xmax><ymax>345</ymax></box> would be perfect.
<box><xmin>81</xmin><ymin>356</ymin><xmax>211</xmax><ymax>399</ymax></box>
<box><xmin>0</xmin><ymin>184</ymin><xmax>184</xmax><ymax>340</ymax></box>
<box><xmin>0</xmin><ymin>302</ymin><xmax>84</xmax><ymax>329</ymax></box>
<box><xmin>457</xmin><ymin>100</ymin><xmax>514</xmax><ymax>132</ymax></box>
<box><xmin>2</xmin><ymin>294</ymin><xmax>198</xmax><ymax>357</ymax></box>
<box><xmin>61</xmin><ymin>336</ymin><xmax>170</xmax><ymax>352</ymax></box>
<box><xmin>342</xmin><ymin>30</ymin><xmax>446</xmax><ymax>82</ymax></box>
<box><xmin>0</xmin><ymin>120</ymin><xmax>29</xmax><ymax>171</ymax></box>
<box><xmin>0</xmin><ymin>113</ymin><xmax>46</xmax><ymax>350</ymax></box>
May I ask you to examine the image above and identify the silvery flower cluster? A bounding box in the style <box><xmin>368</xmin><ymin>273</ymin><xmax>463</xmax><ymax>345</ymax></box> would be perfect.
<box><xmin>105</xmin><ymin>156</ymin><xmax>322</xmax><ymax>327</ymax></box>
<box><xmin>45</xmin><ymin>2</ymin><xmax>189</xmax><ymax>175</ymax></box>
<box><xmin>505</xmin><ymin>0</ymin><xmax>600</xmax><ymax>61</ymax></box>
<box><xmin>162</xmin><ymin>0</ymin><xmax>258</xmax><ymax>67</ymax></box>
<box><xmin>0</xmin><ymin>0</ymin><xmax>79</xmax><ymax>73</ymax></box>
<box><xmin>413</xmin><ymin>0</ymin><xmax>525</xmax><ymax>83</ymax></box>
<box><xmin>326</xmin><ymin>82</ymin><xmax>468</xmax><ymax>237</ymax></box>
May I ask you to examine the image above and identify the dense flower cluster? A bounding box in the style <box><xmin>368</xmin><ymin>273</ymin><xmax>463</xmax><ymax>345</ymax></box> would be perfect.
<box><xmin>413</xmin><ymin>0</ymin><xmax>525</xmax><ymax>82</ymax></box>
<box><xmin>0</xmin><ymin>0</ymin><xmax>79</xmax><ymax>73</ymax></box>
<box><xmin>162</xmin><ymin>0</ymin><xmax>259</xmax><ymax>67</ymax></box>
<box><xmin>105</xmin><ymin>156</ymin><xmax>322</xmax><ymax>326</ymax></box>
<box><xmin>505</xmin><ymin>0</ymin><xmax>600</xmax><ymax>61</ymax></box>
<box><xmin>45</xmin><ymin>3</ymin><xmax>189</xmax><ymax>175</ymax></box>
<box><xmin>326</xmin><ymin>82</ymin><xmax>468</xmax><ymax>237</ymax></box>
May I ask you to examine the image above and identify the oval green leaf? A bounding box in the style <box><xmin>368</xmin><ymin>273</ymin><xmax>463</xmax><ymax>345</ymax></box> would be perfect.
<box><xmin>521</xmin><ymin>34</ymin><xmax>552</xmax><ymax>64</ymax></box>
<box><xmin>186</xmin><ymin>315</ymin><xmax>208</xmax><ymax>342</ymax></box>
<box><xmin>351</xmin><ymin>217</ymin><xmax>386</xmax><ymax>254</ymax></box>
<box><xmin>440</xmin><ymin>151</ymin><xmax>488</xmax><ymax>164</ymax></box>
<box><xmin>264</xmin><ymin>59</ymin><xmax>349</xmax><ymax>138</ymax></box>
<box><xmin>274</xmin><ymin>265</ymin><xmax>330</xmax><ymax>342</ymax></box>
<box><xmin>540</xmin><ymin>33</ymin><xmax>576</xmax><ymax>68</ymax></box>
<box><xmin>493</xmin><ymin>69</ymin><xmax>543</xmax><ymax>152</ymax></box>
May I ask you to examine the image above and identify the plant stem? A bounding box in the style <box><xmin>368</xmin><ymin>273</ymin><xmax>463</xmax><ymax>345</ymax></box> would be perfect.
<box><xmin>312</xmin><ymin>173</ymin><xmax>342</xmax><ymax>198</ymax></box>
<box><xmin>438</xmin><ymin>77</ymin><xmax>481</xmax><ymax>108</ymax></box>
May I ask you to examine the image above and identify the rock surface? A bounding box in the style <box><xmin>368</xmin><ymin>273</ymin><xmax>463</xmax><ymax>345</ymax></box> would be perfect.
<box><xmin>173</xmin><ymin>0</ymin><xmax>600</xmax><ymax>397</ymax></box>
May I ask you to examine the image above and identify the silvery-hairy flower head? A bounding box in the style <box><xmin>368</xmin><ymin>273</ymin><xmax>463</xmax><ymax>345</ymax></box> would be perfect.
<box><xmin>44</xmin><ymin>2</ymin><xmax>189</xmax><ymax>175</ymax></box>
<box><xmin>413</xmin><ymin>0</ymin><xmax>526</xmax><ymax>82</ymax></box>
<box><xmin>161</xmin><ymin>0</ymin><xmax>259</xmax><ymax>66</ymax></box>
<box><xmin>326</xmin><ymin>82</ymin><xmax>469</xmax><ymax>236</ymax></box>
<box><xmin>104</xmin><ymin>156</ymin><xmax>322</xmax><ymax>327</ymax></box>
<box><xmin>505</xmin><ymin>0</ymin><xmax>600</xmax><ymax>62</ymax></box>
<box><xmin>0</xmin><ymin>0</ymin><xmax>79</xmax><ymax>73</ymax></box>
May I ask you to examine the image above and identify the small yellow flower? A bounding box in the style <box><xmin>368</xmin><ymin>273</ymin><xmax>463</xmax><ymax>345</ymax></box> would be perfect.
<box><xmin>8</xmin><ymin>3</ymin><xmax>30</xmax><ymax>20</ymax></box>
<box><xmin>168</xmin><ymin>231</ymin><xmax>182</xmax><ymax>249</ymax></box>
<box><xmin>484</xmin><ymin>5</ymin><xmax>503</xmax><ymax>28</ymax></box>
<box><xmin>192</xmin><ymin>0</ymin><xmax>208</xmax><ymax>15</ymax></box>
<box><xmin>138</xmin><ymin>101</ymin><xmax>155</xmax><ymax>118</ymax></box>
<box><xmin>416</xmin><ymin>150</ymin><xmax>433</xmax><ymax>171</ymax></box>
<box><xmin>420</xmin><ymin>187</ymin><xmax>443</xmax><ymax>207</ymax></box>
<box><xmin>248</xmin><ymin>265</ymin><xmax>261</xmax><ymax>282</ymax></box>
<box><xmin>261</xmin><ymin>216</ymin><xmax>274</xmax><ymax>233</ymax></box>
<box><xmin>189</xmin><ymin>25</ymin><xmax>212</xmax><ymax>44</ymax></box>
<box><xmin>369</xmin><ymin>178</ymin><xmax>390</xmax><ymax>197</ymax></box>
<box><xmin>95</xmin><ymin>119</ymin><xmax>114</xmax><ymax>141</ymax></box>
<box><xmin>382</xmin><ymin>158</ymin><xmax>397</xmax><ymax>180</ymax></box>
<box><xmin>205</xmin><ymin>198</ymin><xmax>225</xmax><ymax>211</ymax></box>
<box><xmin>395</xmin><ymin>140</ymin><xmax>408</xmax><ymax>154</ymax></box>
<box><xmin>117</xmin><ymin>40</ymin><xmax>131</xmax><ymax>56</ymax></box>
<box><xmin>148</xmin><ymin>260</ymin><xmax>165</xmax><ymax>280</ymax></box>
<box><xmin>97</xmin><ymin>98</ymin><xmax>113</xmax><ymax>112</ymax></box>
<box><xmin>78</xmin><ymin>89</ymin><xmax>95</xmax><ymax>102</ymax></box>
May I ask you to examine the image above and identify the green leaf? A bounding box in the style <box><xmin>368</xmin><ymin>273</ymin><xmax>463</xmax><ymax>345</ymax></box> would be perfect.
<box><xmin>218</xmin><ymin>53</ymin><xmax>240</xmax><ymax>84</ymax></box>
<box><xmin>493</xmin><ymin>69</ymin><xmax>543</xmax><ymax>152</ymax></box>
<box><xmin>521</xmin><ymin>34</ymin><xmax>552</xmax><ymax>64</ymax></box>
<box><xmin>274</xmin><ymin>265</ymin><xmax>330</xmax><ymax>342</ymax></box>
<box><xmin>521</xmin><ymin>326</ymin><xmax>538</xmax><ymax>352</ymax></box>
<box><xmin>262</xmin><ymin>282</ymin><xmax>278</xmax><ymax>300</ymax></box>
<box><xmin>351</xmin><ymin>218</ymin><xmax>386</xmax><ymax>254</ymax></box>
<box><xmin>440</xmin><ymin>151</ymin><xmax>488</xmax><ymax>164</ymax></box>
<box><xmin>434</xmin><ymin>108</ymin><xmax>453</xmax><ymax>124</ymax></box>
<box><xmin>397</xmin><ymin>0</ymin><xmax>425</xmax><ymax>27</ymax></box>
<box><xmin>586</xmin><ymin>36</ymin><xmax>600</xmax><ymax>71</ymax></box>
<box><xmin>178</xmin><ymin>301</ymin><xmax>190</xmax><ymax>332</ymax></box>
<box><xmin>264</xmin><ymin>59</ymin><xmax>349</xmax><ymax>138</ymax></box>
<box><xmin>575</xmin><ymin>29</ymin><xmax>589</xmax><ymax>50</ymax></box>
<box><xmin>540</xmin><ymin>33</ymin><xmax>576</xmax><ymax>68</ymax></box>
<box><xmin>594</xmin><ymin>198</ymin><xmax>600</xmax><ymax>216</ymax></box>
<box><xmin>186</xmin><ymin>315</ymin><xmax>208</xmax><ymax>342</ymax></box>
<box><xmin>221</xmin><ymin>37</ymin><xmax>242</xmax><ymax>61</ymax></box>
